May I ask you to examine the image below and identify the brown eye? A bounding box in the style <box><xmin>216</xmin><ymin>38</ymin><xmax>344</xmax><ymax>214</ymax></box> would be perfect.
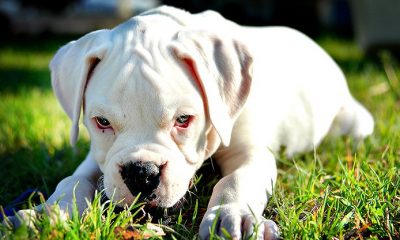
<box><xmin>95</xmin><ymin>116</ymin><xmax>111</xmax><ymax>129</ymax></box>
<box><xmin>175</xmin><ymin>115</ymin><xmax>192</xmax><ymax>128</ymax></box>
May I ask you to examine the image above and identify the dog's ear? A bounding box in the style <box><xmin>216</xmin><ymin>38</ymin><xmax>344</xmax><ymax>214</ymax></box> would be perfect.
<box><xmin>170</xmin><ymin>31</ymin><xmax>253</xmax><ymax>146</ymax></box>
<box><xmin>50</xmin><ymin>30</ymin><xmax>111</xmax><ymax>146</ymax></box>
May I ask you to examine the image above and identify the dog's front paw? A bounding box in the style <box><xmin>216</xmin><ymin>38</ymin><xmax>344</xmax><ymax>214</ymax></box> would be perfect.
<box><xmin>199</xmin><ymin>204</ymin><xmax>280</xmax><ymax>240</ymax></box>
<box><xmin>2</xmin><ymin>204</ymin><xmax>69</xmax><ymax>231</ymax></box>
<box><xmin>2</xmin><ymin>209</ymin><xmax>39</xmax><ymax>231</ymax></box>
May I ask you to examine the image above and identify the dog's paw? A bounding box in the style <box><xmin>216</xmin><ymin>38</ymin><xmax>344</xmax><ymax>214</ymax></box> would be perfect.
<box><xmin>2</xmin><ymin>204</ymin><xmax>69</xmax><ymax>231</ymax></box>
<box><xmin>2</xmin><ymin>209</ymin><xmax>39</xmax><ymax>231</ymax></box>
<box><xmin>199</xmin><ymin>204</ymin><xmax>280</xmax><ymax>240</ymax></box>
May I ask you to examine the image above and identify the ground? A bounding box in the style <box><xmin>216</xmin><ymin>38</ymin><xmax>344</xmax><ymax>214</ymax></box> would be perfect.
<box><xmin>0</xmin><ymin>35</ymin><xmax>399</xmax><ymax>239</ymax></box>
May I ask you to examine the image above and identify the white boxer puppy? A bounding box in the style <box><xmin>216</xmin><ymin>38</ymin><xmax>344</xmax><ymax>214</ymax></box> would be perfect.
<box><xmin>8</xmin><ymin>5</ymin><xmax>374</xmax><ymax>239</ymax></box>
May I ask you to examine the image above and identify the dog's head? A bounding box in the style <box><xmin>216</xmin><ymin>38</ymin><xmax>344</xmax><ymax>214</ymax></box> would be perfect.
<box><xmin>50</xmin><ymin>9</ymin><xmax>252</xmax><ymax>208</ymax></box>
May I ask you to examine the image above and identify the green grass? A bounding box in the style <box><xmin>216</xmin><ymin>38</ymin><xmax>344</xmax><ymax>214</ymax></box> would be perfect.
<box><xmin>0</xmin><ymin>35</ymin><xmax>399</xmax><ymax>239</ymax></box>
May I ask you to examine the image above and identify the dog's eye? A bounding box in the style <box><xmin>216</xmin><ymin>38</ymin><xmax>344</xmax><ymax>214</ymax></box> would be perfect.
<box><xmin>175</xmin><ymin>114</ymin><xmax>191</xmax><ymax>128</ymax></box>
<box><xmin>95</xmin><ymin>116</ymin><xmax>112</xmax><ymax>129</ymax></box>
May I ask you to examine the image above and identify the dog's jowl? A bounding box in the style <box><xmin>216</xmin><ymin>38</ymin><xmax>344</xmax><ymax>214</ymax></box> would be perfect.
<box><xmin>8</xmin><ymin>5</ymin><xmax>374</xmax><ymax>239</ymax></box>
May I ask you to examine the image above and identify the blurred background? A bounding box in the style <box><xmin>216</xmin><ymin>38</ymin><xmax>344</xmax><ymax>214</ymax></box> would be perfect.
<box><xmin>1</xmin><ymin>0</ymin><xmax>400</xmax><ymax>55</ymax></box>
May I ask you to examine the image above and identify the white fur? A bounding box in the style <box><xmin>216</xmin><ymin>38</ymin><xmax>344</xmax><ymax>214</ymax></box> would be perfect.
<box><xmin>8</xmin><ymin>6</ymin><xmax>374</xmax><ymax>239</ymax></box>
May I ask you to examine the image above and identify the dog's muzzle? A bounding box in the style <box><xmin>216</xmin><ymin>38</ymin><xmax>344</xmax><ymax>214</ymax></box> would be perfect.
<box><xmin>120</xmin><ymin>161</ymin><xmax>161</xmax><ymax>201</ymax></box>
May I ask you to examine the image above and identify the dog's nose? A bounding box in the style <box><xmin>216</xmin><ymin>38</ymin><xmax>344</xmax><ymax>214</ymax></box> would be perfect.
<box><xmin>120</xmin><ymin>161</ymin><xmax>160</xmax><ymax>198</ymax></box>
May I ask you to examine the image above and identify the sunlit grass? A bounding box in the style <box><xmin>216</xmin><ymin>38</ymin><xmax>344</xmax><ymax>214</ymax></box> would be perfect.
<box><xmin>0</xmin><ymin>35</ymin><xmax>399</xmax><ymax>239</ymax></box>
<box><xmin>0</xmin><ymin>49</ymin><xmax>53</xmax><ymax>70</ymax></box>
<box><xmin>0</xmin><ymin>37</ymin><xmax>89</xmax><ymax>205</ymax></box>
<box><xmin>267</xmin><ymin>37</ymin><xmax>400</xmax><ymax>239</ymax></box>
<box><xmin>271</xmin><ymin>138</ymin><xmax>399</xmax><ymax>238</ymax></box>
<box><xmin>0</xmin><ymin>90</ymin><xmax>68</xmax><ymax>152</ymax></box>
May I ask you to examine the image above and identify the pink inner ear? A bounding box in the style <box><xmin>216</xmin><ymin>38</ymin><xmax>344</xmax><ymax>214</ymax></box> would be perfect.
<box><xmin>82</xmin><ymin>57</ymin><xmax>101</xmax><ymax>111</ymax></box>
<box><xmin>87</xmin><ymin>57</ymin><xmax>101</xmax><ymax>81</ymax></box>
<box><xmin>181</xmin><ymin>57</ymin><xmax>209</xmax><ymax>117</ymax></box>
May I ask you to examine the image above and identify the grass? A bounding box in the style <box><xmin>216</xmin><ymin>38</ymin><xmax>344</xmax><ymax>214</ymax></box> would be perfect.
<box><xmin>0</xmin><ymin>35</ymin><xmax>399</xmax><ymax>239</ymax></box>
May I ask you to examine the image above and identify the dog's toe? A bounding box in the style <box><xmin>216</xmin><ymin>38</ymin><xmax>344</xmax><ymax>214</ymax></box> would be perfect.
<box><xmin>219</xmin><ymin>213</ymin><xmax>243</xmax><ymax>238</ymax></box>
<box><xmin>263</xmin><ymin>219</ymin><xmax>280</xmax><ymax>240</ymax></box>
<box><xmin>242</xmin><ymin>215</ymin><xmax>280</xmax><ymax>240</ymax></box>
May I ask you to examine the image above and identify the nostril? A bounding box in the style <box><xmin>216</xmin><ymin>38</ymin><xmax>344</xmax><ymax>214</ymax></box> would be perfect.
<box><xmin>120</xmin><ymin>161</ymin><xmax>160</xmax><ymax>198</ymax></box>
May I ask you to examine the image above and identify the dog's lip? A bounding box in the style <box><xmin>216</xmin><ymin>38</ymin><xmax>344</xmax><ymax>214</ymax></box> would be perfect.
<box><xmin>98</xmin><ymin>174</ymin><xmax>194</xmax><ymax>211</ymax></box>
<box><xmin>99</xmin><ymin>188</ymin><xmax>186</xmax><ymax>219</ymax></box>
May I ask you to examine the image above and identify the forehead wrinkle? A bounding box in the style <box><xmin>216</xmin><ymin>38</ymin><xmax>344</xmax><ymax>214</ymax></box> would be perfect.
<box><xmin>117</xmin><ymin>62</ymin><xmax>166</xmax><ymax>130</ymax></box>
<box><xmin>134</xmin><ymin>46</ymin><xmax>203</xmax><ymax>111</ymax></box>
<box><xmin>133</xmin><ymin>45</ymin><xmax>154</xmax><ymax>67</ymax></box>
<box><xmin>138</xmin><ymin>61</ymin><xmax>168</xmax><ymax>93</ymax></box>
<box><xmin>113</xmin><ymin>27</ymin><xmax>199</xmax><ymax>130</ymax></box>
<box><xmin>102</xmin><ymin>54</ymin><xmax>136</xmax><ymax>106</ymax></box>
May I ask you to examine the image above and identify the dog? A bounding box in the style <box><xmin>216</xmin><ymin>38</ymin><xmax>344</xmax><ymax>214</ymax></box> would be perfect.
<box><xmin>6</xmin><ymin>5</ymin><xmax>374</xmax><ymax>239</ymax></box>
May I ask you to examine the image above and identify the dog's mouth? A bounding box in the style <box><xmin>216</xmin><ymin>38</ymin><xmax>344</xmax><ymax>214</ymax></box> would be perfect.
<box><xmin>97</xmin><ymin>175</ymin><xmax>194</xmax><ymax>217</ymax></box>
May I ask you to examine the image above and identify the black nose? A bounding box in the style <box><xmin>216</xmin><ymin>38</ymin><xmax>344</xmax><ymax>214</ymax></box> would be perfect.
<box><xmin>120</xmin><ymin>161</ymin><xmax>160</xmax><ymax>199</ymax></box>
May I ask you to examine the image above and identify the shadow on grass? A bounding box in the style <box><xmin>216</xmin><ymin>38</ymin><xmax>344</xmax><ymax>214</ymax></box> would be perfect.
<box><xmin>0</xmin><ymin>35</ymin><xmax>77</xmax><ymax>94</ymax></box>
<box><xmin>0</xmin><ymin>141</ymin><xmax>89</xmax><ymax>205</ymax></box>
<box><xmin>0</xmin><ymin>68</ymin><xmax>51</xmax><ymax>93</ymax></box>
<box><xmin>0</xmin><ymin>35</ymin><xmax>77</xmax><ymax>54</ymax></box>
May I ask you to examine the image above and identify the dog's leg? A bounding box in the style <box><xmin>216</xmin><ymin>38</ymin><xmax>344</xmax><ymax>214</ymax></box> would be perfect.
<box><xmin>44</xmin><ymin>152</ymin><xmax>101</xmax><ymax>215</ymax></box>
<box><xmin>199</xmin><ymin>148</ymin><xmax>279</xmax><ymax>239</ymax></box>
<box><xmin>4</xmin><ymin>152</ymin><xmax>101</xmax><ymax>228</ymax></box>
<box><xmin>330</xmin><ymin>97</ymin><xmax>374</xmax><ymax>139</ymax></box>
